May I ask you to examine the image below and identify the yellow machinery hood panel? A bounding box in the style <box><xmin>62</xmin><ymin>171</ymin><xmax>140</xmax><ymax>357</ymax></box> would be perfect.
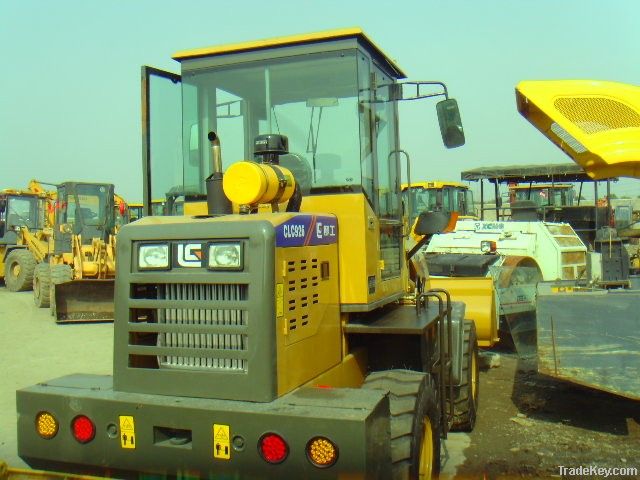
<box><xmin>516</xmin><ymin>80</ymin><xmax>640</xmax><ymax>179</ymax></box>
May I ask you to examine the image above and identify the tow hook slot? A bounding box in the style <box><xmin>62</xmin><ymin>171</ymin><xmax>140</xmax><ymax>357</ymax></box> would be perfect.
<box><xmin>153</xmin><ymin>426</ymin><xmax>192</xmax><ymax>448</ymax></box>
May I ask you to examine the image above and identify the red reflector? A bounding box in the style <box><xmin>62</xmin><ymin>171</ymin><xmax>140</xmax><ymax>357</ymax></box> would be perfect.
<box><xmin>71</xmin><ymin>415</ymin><xmax>96</xmax><ymax>443</ymax></box>
<box><xmin>259</xmin><ymin>433</ymin><xmax>289</xmax><ymax>464</ymax></box>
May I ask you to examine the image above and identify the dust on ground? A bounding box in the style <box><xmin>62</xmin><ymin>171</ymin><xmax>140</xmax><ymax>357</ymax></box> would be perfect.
<box><xmin>456</xmin><ymin>349</ymin><xmax>640</xmax><ymax>479</ymax></box>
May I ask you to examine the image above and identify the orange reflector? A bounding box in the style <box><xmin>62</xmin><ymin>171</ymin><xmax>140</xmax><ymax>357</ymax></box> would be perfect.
<box><xmin>306</xmin><ymin>436</ymin><xmax>338</xmax><ymax>468</ymax></box>
<box><xmin>35</xmin><ymin>411</ymin><xmax>58</xmax><ymax>439</ymax></box>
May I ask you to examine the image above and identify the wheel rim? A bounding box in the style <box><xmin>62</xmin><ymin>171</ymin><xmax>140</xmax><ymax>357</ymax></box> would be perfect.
<box><xmin>418</xmin><ymin>417</ymin><xmax>434</xmax><ymax>479</ymax></box>
<box><xmin>11</xmin><ymin>263</ymin><xmax>21</xmax><ymax>278</ymax></box>
<box><xmin>471</xmin><ymin>350</ymin><xmax>478</xmax><ymax>402</ymax></box>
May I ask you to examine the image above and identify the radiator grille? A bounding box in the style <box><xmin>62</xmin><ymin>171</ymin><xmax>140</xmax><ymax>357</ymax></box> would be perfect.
<box><xmin>159</xmin><ymin>284</ymin><xmax>247</xmax><ymax>371</ymax></box>
<box><xmin>130</xmin><ymin>283</ymin><xmax>249</xmax><ymax>372</ymax></box>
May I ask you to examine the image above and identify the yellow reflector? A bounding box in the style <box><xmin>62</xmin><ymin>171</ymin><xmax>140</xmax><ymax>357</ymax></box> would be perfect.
<box><xmin>306</xmin><ymin>436</ymin><xmax>338</xmax><ymax>468</ymax></box>
<box><xmin>35</xmin><ymin>411</ymin><xmax>58</xmax><ymax>439</ymax></box>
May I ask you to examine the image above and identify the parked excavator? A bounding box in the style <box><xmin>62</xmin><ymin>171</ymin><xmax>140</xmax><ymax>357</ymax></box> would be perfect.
<box><xmin>517</xmin><ymin>79</ymin><xmax>640</xmax><ymax>400</ymax></box>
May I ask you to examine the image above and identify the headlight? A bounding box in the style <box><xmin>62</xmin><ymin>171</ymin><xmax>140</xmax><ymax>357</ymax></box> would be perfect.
<box><xmin>480</xmin><ymin>240</ymin><xmax>497</xmax><ymax>254</ymax></box>
<box><xmin>138</xmin><ymin>244</ymin><xmax>169</xmax><ymax>269</ymax></box>
<box><xmin>208</xmin><ymin>243</ymin><xmax>243</xmax><ymax>270</ymax></box>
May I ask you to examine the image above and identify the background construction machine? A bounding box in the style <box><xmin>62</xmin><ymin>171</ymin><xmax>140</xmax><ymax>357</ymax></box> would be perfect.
<box><xmin>461</xmin><ymin>163</ymin><xmax>615</xmax><ymax>247</ymax></box>
<box><xmin>516</xmin><ymin>79</ymin><xmax>640</xmax><ymax>400</ymax></box>
<box><xmin>32</xmin><ymin>181</ymin><xmax>117</xmax><ymax>322</ymax></box>
<box><xmin>0</xmin><ymin>183</ymin><xmax>51</xmax><ymax>291</ymax></box>
<box><xmin>17</xmin><ymin>29</ymin><xmax>477</xmax><ymax>479</ymax></box>
<box><xmin>402</xmin><ymin>181</ymin><xmax>477</xmax><ymax>226</ymax></box>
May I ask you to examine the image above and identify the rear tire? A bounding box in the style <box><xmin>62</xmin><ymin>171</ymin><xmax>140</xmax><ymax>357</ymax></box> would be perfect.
<box><xmin>362</xmin><ymin>369</ymin><xmax>441</xmax><ymax>479</ymax></box>
<box><xmin>4</xmin><ymin>249</ymin><xmax>36</xmax><ymax>292</ymax></box>
<box><xmin>450</xmin><ymin>320</ymin><xmax>479</xmax><ymax>432</ymax></box>
<box><xmin>49</xmin><ymin>264</ymin><xmax>73</xmax><ymax>317</ymax></box>
<box><xmin>33</xmin><ymin>263</ymin><xmax>51</xmax><ymax>308</ymax></box>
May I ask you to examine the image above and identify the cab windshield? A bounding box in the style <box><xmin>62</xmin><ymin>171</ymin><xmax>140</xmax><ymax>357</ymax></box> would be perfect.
<box><xmin>513</xmin><ymin>187</ymin><xmax>574</xmax><ymax>208</ymax></box>
<box><xmin>182</xmin><ymin>50</ymin><xmax>365</xmax><ymax>196</ymax></box>
<box><xmin>73</xmin><ymin>184</ymin><xmax>109</xmax><ymax>226</ymax></box>
<box><xmin>6</xmin><ymin>196</ymin><xmax>41</xmax><ymax>230</ymax></box>
<box><xmin>403</xmin><ymin>186</ymin><xmax>474</xmax><ymax>219</ymax></box>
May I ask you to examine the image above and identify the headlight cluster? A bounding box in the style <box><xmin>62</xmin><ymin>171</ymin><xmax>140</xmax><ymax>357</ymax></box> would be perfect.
<box><xmin>137</xmin><ymin>242</ymin><xmax>243</xmax><ymax>270</ymax></box>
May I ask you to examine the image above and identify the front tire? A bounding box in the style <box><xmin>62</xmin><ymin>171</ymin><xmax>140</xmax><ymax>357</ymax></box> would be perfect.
<box><xmin>49</xmin><ymin>264</ymin><xmax>73</xmax><ymax>317</ymax></box>
<box><xmin>450</xmin><ymin>320</ymin><xmax>479</xmax><ymax>432</ymax></box>
<box><xmin>33</xmin><ymin>263</ymin><xmax>51</xmax><ymax>308</ymax></box>
<box><xmin>4</xmin><ymin>249</ymin><xmax>36</xmax><ymax>292</ymax></box>
<box><xmin>362</xmin><ymin>369</ymin><xmax>441</xmax><ymax>479</ymax></box>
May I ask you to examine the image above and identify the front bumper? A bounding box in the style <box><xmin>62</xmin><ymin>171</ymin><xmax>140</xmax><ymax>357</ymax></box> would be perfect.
<box><xmin>18</xmin><ymin>375</ymin><xmax>390</xmax><ymax>479</ymax></box>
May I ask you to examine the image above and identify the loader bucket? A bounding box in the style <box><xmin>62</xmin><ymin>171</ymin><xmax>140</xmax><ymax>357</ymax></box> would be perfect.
<box><xmin>427</xmin><ymin>276</ymin><xmax>498</xmax><ymax>348</ymax></box>
<box><xmin>53</xmin><ymin>279</ymin><xmax>114</xmax><ymax>323</ymax></box>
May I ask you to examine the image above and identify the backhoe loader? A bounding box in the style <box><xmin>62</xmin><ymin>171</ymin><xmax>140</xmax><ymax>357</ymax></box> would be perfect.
<box><xmin>516</xmin><ymin>79</ymin><xmax>640</xmax><ymax>400</ymax></box>
<box><xmin>32</xmin><ymin>181</ymin><xmax>117</xmax><ymax>322</ymax></box>
<box><xmin>17</xmin><ymin>29</ymin><xmax>478</xmax><ymax>479</ymax></box>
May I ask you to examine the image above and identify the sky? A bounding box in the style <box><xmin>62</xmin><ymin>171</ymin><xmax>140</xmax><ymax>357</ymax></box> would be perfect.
<box><xmin>1</xmin><ymin>0</ymin><xmax>638</xmax><ymax>201</ymax></box>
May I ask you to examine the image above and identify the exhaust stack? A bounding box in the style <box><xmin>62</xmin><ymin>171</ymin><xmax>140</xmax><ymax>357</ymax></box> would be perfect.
<box><xmin>205</xmin><ymin>131</ymin><xmax>232</xmax><ymax>215</ymax></box>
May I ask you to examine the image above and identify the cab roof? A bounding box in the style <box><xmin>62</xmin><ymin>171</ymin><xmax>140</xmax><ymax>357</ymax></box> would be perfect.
<box><xmin>401</xmin><ymin>181</ymin><xmax>468</xmax><ymax>190</ymax></box>
<box><xmin>172</xmin><ymin>27</ymin><xmax>406</xmax><ymax>79</ymax></box>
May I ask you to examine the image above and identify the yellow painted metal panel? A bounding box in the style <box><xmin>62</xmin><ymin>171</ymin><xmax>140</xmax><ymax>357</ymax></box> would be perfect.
<box><xmin>303</xmin><ymin>349</ymin><xmax>368</xmax><ymax>389</ymax></box>
<box><xmin>301</xmin><ymin>194</ymin><xmax>407</xmax><ymax>307</ymax></box>
<box><xmin>429</xmin><ymin>277</ymin><xmax>498</xmax><ymax>347</ymax></box>
<box><xmin>275</xmin><ymin>243</ymin><xmax>342</xmax><ymax>396</ymax></box>
<box><xmin>516</xmin><ymin>80</ymin><xmax>640</xmax><ymax>179</ymax></box>
<box><xmin>173</xmin><ymin>28</ymin><xmax>406</xmax><ymax>78</ymax></box>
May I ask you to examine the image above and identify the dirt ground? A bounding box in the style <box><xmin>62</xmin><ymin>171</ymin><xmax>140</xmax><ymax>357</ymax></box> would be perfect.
<box><xmin>1</xmin><ymin>284</ymin><xmax>639</xmax><ymax>478</ymax></box>
<box><xmin>456</xmin><ymin>348</ymin><xmax>640</xmax><ymax>479</ymax></box>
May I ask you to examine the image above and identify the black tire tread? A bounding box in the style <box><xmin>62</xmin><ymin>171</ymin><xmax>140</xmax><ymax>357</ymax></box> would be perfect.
<box><xmin>451</xmin><ymin>320</ymin><xmax>479</xmax><ymax>432</ymax></box>
<box><xmin>5</xmin><ymin>249</ymin><xmax>36</xmax><ymax>292</ymax></box>
<box><xmin>33</xmin><ymin>263</ymin><xmax>51</xmax><ymax>308</ymax></box>
<box><xmin>362</xmin><ymin>369</ymin><xmax>440</xmax><ymax>479</ymax></box>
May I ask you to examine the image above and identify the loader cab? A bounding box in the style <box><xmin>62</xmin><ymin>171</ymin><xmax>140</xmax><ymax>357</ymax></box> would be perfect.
<box><xmin>402</xmin><ymin>181</ymin><xmax>476</xmax><ymax>226</ymax></box>
<box><xmin>54</xmin><ymin>182</ymin><xmax>115</xmax><ymax>254</ymax></box>
<box><xmin>0</xmin><ymin>193</ymin><xmax>44</xmax><ymax>244</ymax></box>
<box><xmin>143</xmin><ymin>28</ymin><xmax>464</xmax><ymax>307</ymax></box>
<box><xmin>509</xmin><ymin>184</ymin><xmax>575</xmax><ymax>209</ymax></box>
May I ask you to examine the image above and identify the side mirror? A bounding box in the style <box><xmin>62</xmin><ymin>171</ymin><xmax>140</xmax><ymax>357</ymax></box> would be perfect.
<box><xmin>0</xmin><ymin>198</ymin><xmax>5</xmax><ymax>213</ymax></box>
<box><xmin>436</xmin><ymin>98</ymin><xmax>465</xmax><ymax>148</ymax></box>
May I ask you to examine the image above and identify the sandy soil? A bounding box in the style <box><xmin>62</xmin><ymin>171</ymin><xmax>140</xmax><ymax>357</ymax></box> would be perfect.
<box><xmin>456</xmin><ymin>349</ymin><xmax>640</xmax><ymax>479</ymax></box>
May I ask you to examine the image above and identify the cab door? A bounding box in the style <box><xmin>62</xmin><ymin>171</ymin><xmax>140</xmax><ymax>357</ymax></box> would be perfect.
<box><xmin>141</xmin><ymin>66</ymin><xmax>182</xmax><ymax>216</ymax></box>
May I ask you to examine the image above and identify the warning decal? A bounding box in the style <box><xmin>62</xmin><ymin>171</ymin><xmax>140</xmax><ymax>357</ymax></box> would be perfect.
<box><xmin>119</xmin><ymin>416</ymin><xmax>136</xmax><ymax>449</ymax></box>
<box><xmin>213</xmin><ymin>424</ymin><xmax>230</xmax><ymax>460</ymax></box>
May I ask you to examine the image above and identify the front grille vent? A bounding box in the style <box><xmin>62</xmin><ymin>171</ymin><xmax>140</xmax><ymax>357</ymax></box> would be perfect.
<box><xmin>129</xmin><ymin>283</ymin><xmax>249</xmax><ymax>372</ymax></box>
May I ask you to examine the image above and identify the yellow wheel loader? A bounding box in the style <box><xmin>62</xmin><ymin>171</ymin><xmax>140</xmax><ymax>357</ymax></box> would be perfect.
<box><xmin>17</xmin><ymin>29</ymin><xmax>479</xmax><ymax>479</ymax></box>
<box><xmin>32</xmin><ymin>181</ymin><xmax>117</xmax><ymax>322</ymax></box>
<box><xmin>402</xmin><ymin>180</ymin><xmax>477</xmax><ymax>224</ymax></box>
<box><xmin>0</xmin><ymin>185</ymin><xmax>52</xmax><ymax>292</ymax></box>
